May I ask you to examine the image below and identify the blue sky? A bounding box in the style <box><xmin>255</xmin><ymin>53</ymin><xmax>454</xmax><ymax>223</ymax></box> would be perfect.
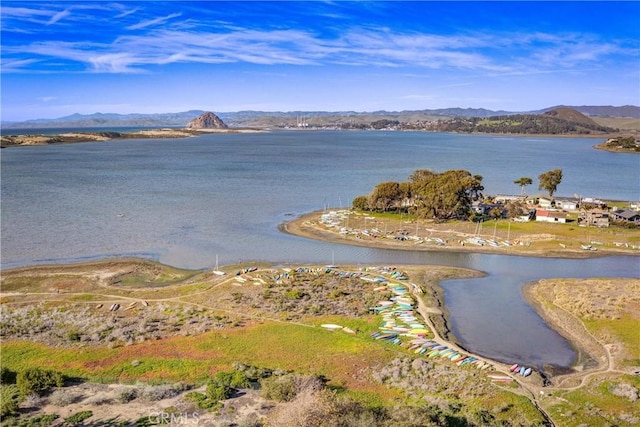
<box><xmin>1</xmin><ymin>1</ymin><xmax>639</xmax><ymax>121</ymax></box>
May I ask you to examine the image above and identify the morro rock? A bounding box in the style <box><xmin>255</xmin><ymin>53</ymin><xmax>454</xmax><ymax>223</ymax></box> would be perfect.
<box><xmin>186</xmin><ymin>112</ymin><xmax>227</xmax><ymax>129</ymax></box>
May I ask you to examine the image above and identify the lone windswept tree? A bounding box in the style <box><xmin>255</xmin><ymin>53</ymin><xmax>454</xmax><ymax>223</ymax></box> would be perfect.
<box><xmin>513</xmin><ymin>177</ymin><xmax>533</xmax><ymax>196</ymax></box>
<box><xmin>538</xmin><ymin>169</ymin><xmax>563</xmax><ymax>197</ymax></box>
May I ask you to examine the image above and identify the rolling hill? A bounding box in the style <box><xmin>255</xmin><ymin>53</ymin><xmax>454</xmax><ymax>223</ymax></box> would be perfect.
<box><xmin>1</xmin><ymin>105</ymin><xmax>637</xmax><ymax>132</ymax></box>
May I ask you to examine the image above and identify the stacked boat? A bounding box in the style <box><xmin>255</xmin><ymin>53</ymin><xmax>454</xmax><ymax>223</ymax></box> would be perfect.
<box><xmin>370</xmin><ymin>331</ymin><xmax>402</xmax><ymax>345</ymax></box>
<box><xmin>509</xmin><ymin>363</ymin><xmax>533</xmax><ymax>377</ymax></box>
<box><xmin>370</xmin><ymin>282</ymin><xmax>430</xmax><ymax>339</ymax></box>
<box><xmin>487</xmin><ymin>374</ymin><xmax>513</xmax><ymax>383</ymax></box>
<box><xmin>406</xmin><ymin>338</ymin><xmax>493</xmax><ymax>370</ymax></box>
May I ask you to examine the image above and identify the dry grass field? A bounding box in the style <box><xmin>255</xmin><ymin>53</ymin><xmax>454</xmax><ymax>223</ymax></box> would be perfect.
<box><xmin>525</xmin><ymin>278</ymin><xmax>640</xmax><ymax>426</ymax></box>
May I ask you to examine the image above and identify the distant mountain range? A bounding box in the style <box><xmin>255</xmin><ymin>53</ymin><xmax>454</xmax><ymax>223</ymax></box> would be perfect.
<box><xmin>2</xmin><ymin>105</ymin><xmax>638</xmax><ymax>130</ymax></box>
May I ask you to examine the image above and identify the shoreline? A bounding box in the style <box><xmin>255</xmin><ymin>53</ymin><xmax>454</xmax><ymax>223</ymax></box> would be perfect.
<box><xmin>521</xmin><ymin>277</ymin><xmax>639</xmax><ymax>388</ymax></box>
<box><xmin>521</xmin><ymin>282</ymin><xmax>603</xmax><ymax>379</ymax></box>
<box><xmin>0</xmin><ymin>127</ymin><xmax>265</xmax><ymax>147</ymax></box>
<box><xmin>280</xmin><ymin>210</ymin><xmax>639</xmax><ymax>259</ymax></box>
<box><xmin>593</xmin><ymin>141</ymin><xmax>640</xmax><ymax>154</ymax></box>
<box><xmin>2</xmin><ymin>127</ymin><xmax>636</xmax><ymax>151</ymax></box>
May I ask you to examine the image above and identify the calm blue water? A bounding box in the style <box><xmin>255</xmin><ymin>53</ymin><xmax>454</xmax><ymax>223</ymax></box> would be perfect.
<box><xmin>2</xmin><ymin>131</ymin><xmax>639</xmax><ymax>368</ymax></box>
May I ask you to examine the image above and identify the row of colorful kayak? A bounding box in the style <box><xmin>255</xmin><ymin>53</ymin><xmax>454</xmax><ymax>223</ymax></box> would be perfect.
<box><xmin>408</xmin><ymin>338</ymin><xmax>493</xmax><ymax>370</ymax></box>
<box><xmin>509</xmin><ymin>363</ymin><xmax>533</xmax><ymax>377</ymax></box>
<box><xmin>371</xmin><ymin>282</ymin><xmax>430</xmax><ymax>339</ymax></box>
<box><xmin>371</xmin><ymin>332</ymin><xmax>402</xmax><ymax>345</ymax></box>
<box><xmin>367</xmin><ymin>272</ymin><xmax>490</xmax><ymax>371</ymax></box>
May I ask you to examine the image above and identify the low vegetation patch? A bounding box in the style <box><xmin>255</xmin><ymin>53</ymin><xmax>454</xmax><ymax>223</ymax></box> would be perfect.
<box><xmin>4</xmin><ymin>260</ymin><xmax>635</xmax><ymax>425</ymax></box>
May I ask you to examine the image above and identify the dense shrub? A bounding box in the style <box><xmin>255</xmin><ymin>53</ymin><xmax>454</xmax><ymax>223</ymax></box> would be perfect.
<box><xmin>185</xmin><ymin>391</ymin><xmax>220</xmax><ymax>410</ymax></box>
<box><xmin>47</xmin><ymin>388</ymin><xmax>83</xmax><ymax>406</ymax></box>
<box><xmin>1</xmin><ymin>385</ymin><xmax>20</xmax><ymax>417</ymax></box>
<box><xmin>1</xmin><ymin>366</ymin><xmax>17</xmax><ymax>385</ymax></box>
<box><xmin>118</xmin><ymin>388</ymin><xmax>138</xmax><ymax>403</ymax></box>
<box><xmin>140</xmin><ymin>382</ymin><xmax>188</xmax><ymax>401</ymax></box>
<box><xmin>16</xmin><ymin>368</ymin><xmax>64</xmax><ymax>397</ymax></box>
<box><xmin>233</xmin><ymin>363</ymin><xmax>273</xmax><ymax>381</ymax></box>
<box><xmin>64</xmin><ymin>410</ymin><xmax>93</xmax><ymax>426</ymax></box>
<box><xmin>265</xmin><ymin>388</ymin><xmax>337</xmax><ymax>427</ymax></box>
<box><xmin>7</xmin><ymin>413</ymin><xmax>60</xmax><ymax>427</ymax></box>
<box><xmin>206</xmin><ymin>382</ymin><xmax>233</xmax><ymax>402</ymax></box>
<box><xmin>183</xmin><ymin>370</ymin><xmax>252</xmax><ymax>411</ymax></box>
<box><xmin>260</xmin><ymin>374</ymin><xmax>324</xmax><ymax>402</ymax></box>
<box><xmin>210</xmin><ymin>370</ymin><xmax>249</xmax><ymax>390</ymax></box>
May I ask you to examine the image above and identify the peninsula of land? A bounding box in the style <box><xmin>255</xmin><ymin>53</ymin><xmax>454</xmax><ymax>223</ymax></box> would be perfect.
<box><xmin>0</xmin><ymin>128</ymin><xmax>264</xmax><ymax>147</ymax></box>
<box><xmin>282</xmin><ymin>209</ymin><xmax>640</xmax><ymax>259</ymax></box>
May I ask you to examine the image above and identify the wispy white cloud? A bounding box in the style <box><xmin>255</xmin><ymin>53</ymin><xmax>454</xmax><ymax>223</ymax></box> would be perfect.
<box><xmin>2</xmin><ymin>3</ymin><xmax>130</xmax><ymax>30</ymax></box>
<box><xmin>115</xmin><ymin>6</ymin><xmax>140</xmax><ymax>19</ymax></box>
<box><xmin>2</xmin><ymin>10</ymin><xmax>636</xmax><ymax>77</ymax></box>
<box><xmin>126</xmin><ymin>12</ymin><xmax>182</xmax><ymax>31</ymax></box>
<box><xmin>1</xmin><ymin>5</ymin><xmax>65</xmax><ymax>27</ymax></box>
<box><xmin>89</xmin><ymin>52</ymin><xmax>144</xmax><ymax>73</ymax></box>
<box><xmin>1</xmin><ymin>58</ymin><xmax>41</xmax><ymax>72</ymax></box>
<box><xmin>1</xmin><ymin>6</ymin><xmax>52</xmax><ymax>19</ymax></box>
<box><xmin>47</xmin><ymin>8</ymin><xmax>71</xmax><ymax>25</ymax></box>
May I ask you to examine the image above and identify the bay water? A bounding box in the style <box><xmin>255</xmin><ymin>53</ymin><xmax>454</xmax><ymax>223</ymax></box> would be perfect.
<box><xmin>2</xmin><ymin>130</ymin><xmax>638</xmax><ymax>368</ymax></box>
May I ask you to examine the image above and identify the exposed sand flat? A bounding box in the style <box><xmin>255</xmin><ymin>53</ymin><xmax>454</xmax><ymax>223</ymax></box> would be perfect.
<box><xmin>59</xmin><ymin>132</ymin><xmax>111</xmax><ymax>140</ymax></box>
<box><xmin>130</xmin><ymin>129</ymin><xmax>196</xmax><ymax>138</ymax></box>
<box><xmin>0</xmin><ymin>127</ymin><xmax>266</xmax><ymax>147</ymax></box>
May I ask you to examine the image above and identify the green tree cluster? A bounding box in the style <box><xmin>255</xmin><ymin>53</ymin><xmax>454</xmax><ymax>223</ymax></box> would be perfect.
<box><xmin>436</xmin><ymin>114</ymin><xmax>616</xmax><ymax>134</ymax></box>
<box><xmin>604</xmin><ymin>136</ymin><xmax>640</xmax><ymax>151</ymax></box>
<box><xmin>354</xmin><ymin>169</ymin><xmax>483</xmax><ymax>220</ymax></box>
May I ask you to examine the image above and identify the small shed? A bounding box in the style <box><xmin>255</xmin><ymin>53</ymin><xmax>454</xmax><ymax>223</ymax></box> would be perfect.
<box><xmin>557</xmin><ymin>199</ymin><xmax>578</xmax><ymax>210</ymax></box>
<box><xmin>535</xmin><ymin>209</ymin><xmax>567</xmax><ymax>223</ymax></box>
